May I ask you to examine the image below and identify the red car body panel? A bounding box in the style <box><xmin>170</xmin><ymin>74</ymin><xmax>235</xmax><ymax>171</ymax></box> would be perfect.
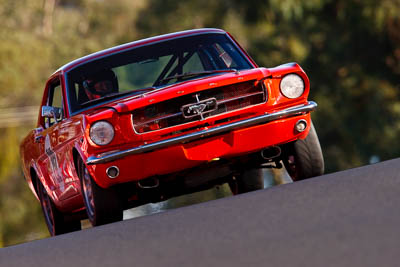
<box><xmin>20</xmin><ymin>28</ymin><xmax>317</xmax><ymax>213</ymax></box>
<box><xmin>89</xmin><ymin>114</ymin><xmax>311</xmax><ymax>189</ymax></box>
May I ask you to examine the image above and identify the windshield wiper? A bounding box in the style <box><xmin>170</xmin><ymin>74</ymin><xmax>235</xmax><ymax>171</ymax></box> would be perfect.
<box><xmin>80</xmin><ymin>87</ymin><xmax>156</xmax><ymax>107</ymax></box>
<box><xmin>159</xmin><ymin>69</ymin><xmax>238</xmax><ymax>84</ymax></box>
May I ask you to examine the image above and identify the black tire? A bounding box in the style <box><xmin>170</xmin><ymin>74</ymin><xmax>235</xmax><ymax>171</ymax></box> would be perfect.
<box><xmin>77</xmin><ymin>157</ymin><xmax>123</xmax><ymax>226</ymax></box>
<box><xmin>36</xmin><ymin>179</ymin><xmax>81</xmax><ymax>236</ymax></box>
<box><xmin>229</xmin><ymin>168</ymin><xmax>264</xmax><ymax>194</ymax></box>
<box><xmin>283</xmin><ymin>122</ymin><xmax>324</xmax><ymax>181</ymax></box>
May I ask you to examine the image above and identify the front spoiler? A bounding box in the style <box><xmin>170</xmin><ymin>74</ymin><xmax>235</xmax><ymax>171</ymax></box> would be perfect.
<box><xmin>86</xmin><ymin>101</ymin><xmax>317</xmax><ymax>165</ymax></box>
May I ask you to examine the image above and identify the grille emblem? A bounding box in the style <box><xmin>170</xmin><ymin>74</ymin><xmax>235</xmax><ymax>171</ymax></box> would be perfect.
<box><xmin>181</xmin><ymin>95</ymin><xmax>217</xmax><ymax>120</ymax></box>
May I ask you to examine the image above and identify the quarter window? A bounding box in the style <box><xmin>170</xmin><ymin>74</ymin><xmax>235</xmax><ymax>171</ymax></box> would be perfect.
<box><xmin>44</xmin><ymin>79</ymin><xmax>64</xmax><ymax>128</ymax></box>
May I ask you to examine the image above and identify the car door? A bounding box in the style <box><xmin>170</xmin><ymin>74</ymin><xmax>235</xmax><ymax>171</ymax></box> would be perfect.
<box><xmin>36</xmin><ymin>76</ymin><xmax>79</xmax><ymax>204</ymax></box>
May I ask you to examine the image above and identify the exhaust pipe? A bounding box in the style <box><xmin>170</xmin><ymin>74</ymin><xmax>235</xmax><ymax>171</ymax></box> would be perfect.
<box><xmin>261</xmin><ymin>146</ymin><xmax>282</xmax><ymax>160</ymax></box>
<box><xmin>138</xmin><ymin>177</ymin><xmax>160</xmax><ymax>189</ymax></box>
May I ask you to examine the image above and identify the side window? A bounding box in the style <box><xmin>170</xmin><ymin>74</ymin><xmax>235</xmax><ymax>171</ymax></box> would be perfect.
<box><xmin>45</xmin><ymin>79</ymin><xmax>64</xmax><ymax>128</ymax></box>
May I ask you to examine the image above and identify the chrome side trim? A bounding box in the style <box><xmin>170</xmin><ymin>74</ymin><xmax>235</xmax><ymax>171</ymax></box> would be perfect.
<box><xmin>86</xmin><ymin>101</ymin><xmax>317</xmax><ymax>165</ymax></box>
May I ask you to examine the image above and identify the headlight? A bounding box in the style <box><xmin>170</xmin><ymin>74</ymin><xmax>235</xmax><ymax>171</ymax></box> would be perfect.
<box><xmin>89</xmin><ymin>121</ymin><xmax>114</xmax><ymax>146</ymax></box>
<box><xmin>280</xmin><ymin>74</ymin><xmax>305</xmax><ymax>99</ymax></box>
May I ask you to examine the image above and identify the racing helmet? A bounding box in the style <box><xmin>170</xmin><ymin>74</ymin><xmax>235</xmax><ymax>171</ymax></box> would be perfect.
<box><xmin>83</xmin><ymin>69</ymin><xmax>119</xmax><ymax>96</ymax></box>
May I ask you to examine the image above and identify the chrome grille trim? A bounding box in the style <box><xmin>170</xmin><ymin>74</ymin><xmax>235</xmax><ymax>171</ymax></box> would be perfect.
<box><xmin>132</xmin><ymin>80</ymin><xmax>267</xmax><ymax>134</ymax></box>
<box><xmin>217</xmin><ymin>91</ymin><xmax>265</xmax><ymax>105</ymax></box>
<box><xmin>133</xmin><ymin>91</ymin><xmax>265</xmax><ymax>128</ymax></box>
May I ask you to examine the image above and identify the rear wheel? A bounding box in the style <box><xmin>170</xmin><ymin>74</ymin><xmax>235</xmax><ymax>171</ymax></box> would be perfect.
<box><xmin>77</xmin><ymin>157</ymin><xmax>123</xmax><ymax>226</ymax></box>
<box><xmin>36</xmin><ymin>179</ymin><xmax>81</xmax><ymax>236</ymax></box>
<box><xmin>283</xmin><ymin>122</ymin><xmax>324</xmax><ymax>181</ymax></box>
<box><xmin>229</xmin><ymin>168</ymin><xmax>264</xmax><ymax>194</ymax></box>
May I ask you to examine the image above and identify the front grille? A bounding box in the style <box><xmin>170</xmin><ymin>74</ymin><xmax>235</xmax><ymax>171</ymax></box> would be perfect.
<box><xmin>132</xmin><ymin>79</ymin><xmax>267</xmax><ymax>134</ymax></box>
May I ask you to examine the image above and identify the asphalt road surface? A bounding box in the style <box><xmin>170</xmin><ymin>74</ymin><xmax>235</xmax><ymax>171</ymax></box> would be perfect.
<box><xmin>1</xmin><ymin>158</ymin><xmax>400</xmax><ymax>267</ymax></box>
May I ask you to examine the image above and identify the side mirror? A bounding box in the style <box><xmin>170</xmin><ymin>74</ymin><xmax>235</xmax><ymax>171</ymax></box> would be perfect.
<box><xmin>42</xmin><ymin>106</ymin><xmax>62</xmax><ymax>122</ymax></box>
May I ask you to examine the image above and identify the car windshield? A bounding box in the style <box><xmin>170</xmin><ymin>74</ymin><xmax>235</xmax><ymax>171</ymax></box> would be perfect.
<box><xmin>66</xmin><ymin>33</ymin><xmax>253</xmax><ymax>114</ymax></box>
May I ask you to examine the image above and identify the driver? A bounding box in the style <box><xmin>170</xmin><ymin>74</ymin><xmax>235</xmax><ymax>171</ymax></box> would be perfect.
<box><xmin>83</xmin><ymin>70</ymin><xmax>118</xmax><ymax>100</ymax></box>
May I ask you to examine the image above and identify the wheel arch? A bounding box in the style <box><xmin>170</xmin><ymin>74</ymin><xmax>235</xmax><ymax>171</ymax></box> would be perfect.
<box><xmin>72</xmin><ymin>148</ymin><xmax>80</xmax><ymax>174</ymax></box>
<box><xmin>72</xmin><ymin>144</ymin><xmax>87</xmax><ymax>178</ymax></box>
<box><xmin>30</xmin><ymin>167</ymin><xmax>40</xmax><ymax>197</ymax></box>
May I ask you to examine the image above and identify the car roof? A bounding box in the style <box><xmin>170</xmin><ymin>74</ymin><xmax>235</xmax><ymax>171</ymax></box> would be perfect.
<box><xmin>56</xmin><ymin>28</ymin><xmax>227</xmax><ymax>74</ymax></box>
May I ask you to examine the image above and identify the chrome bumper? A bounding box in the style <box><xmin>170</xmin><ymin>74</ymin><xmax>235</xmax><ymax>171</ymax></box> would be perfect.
<box><xmin>86</xmin><ymin>101</ymin><xmax>317</xmax><ymax>165</ymax></box>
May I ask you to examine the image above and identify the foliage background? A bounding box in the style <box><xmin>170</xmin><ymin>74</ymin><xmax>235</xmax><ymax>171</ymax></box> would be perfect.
<box><xmin>0</xmin><ymin>0</ymin><xmax>399</xmax><ymax>247</ymax></box>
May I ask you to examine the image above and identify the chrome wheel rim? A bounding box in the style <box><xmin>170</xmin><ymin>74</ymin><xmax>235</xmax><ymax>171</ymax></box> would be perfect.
<box><xmin>82</xmin><ymin>166</ymin><xmax>95</xmax><ymax>218</ymax></box>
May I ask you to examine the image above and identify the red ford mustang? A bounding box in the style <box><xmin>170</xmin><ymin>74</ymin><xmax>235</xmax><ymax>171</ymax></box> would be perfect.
<box><xmin>20</xmin><ymin>28</ymin><xmax>324</xmax><ymax>236</ymax></box>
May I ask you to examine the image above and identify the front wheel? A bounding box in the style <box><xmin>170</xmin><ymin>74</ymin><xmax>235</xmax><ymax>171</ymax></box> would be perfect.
<box><xmin>283</xmin><ymin>122</ymin><xmax>324</xmax><ymax>181</ymax></box>
<box><xmin>77</xmin><ymin>158</ymin><xmax>123</xmax><ymax>226</ymax></box>
<box><xmin>37</xmin><ymin>179</ymin><xmax>81</xmax><ymax>236</ymax></box>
